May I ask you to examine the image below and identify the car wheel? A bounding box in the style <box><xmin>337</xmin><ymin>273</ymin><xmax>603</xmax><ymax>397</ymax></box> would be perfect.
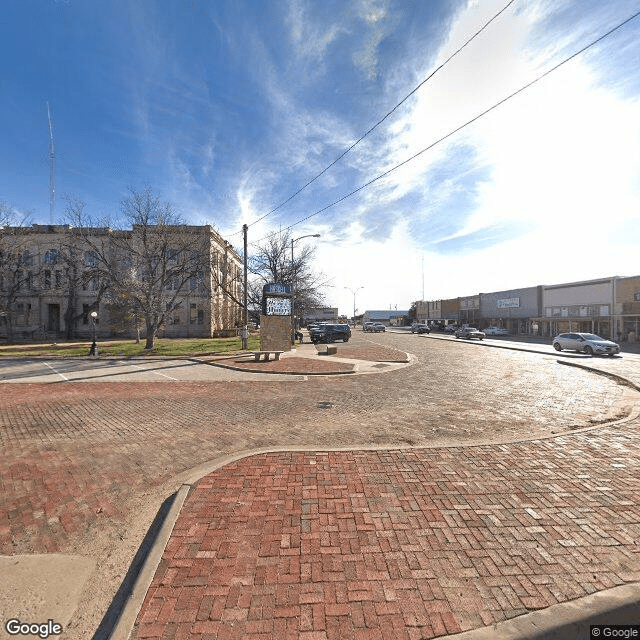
<box><xmin>553</xmin><ymin>343</ymin><xmax>562</xmax><ymax>351</ymax></box>
<box><xmin>344</xmin><ymin>337</ymin><xmax>349</xmax><ymax>342</ymax></box>
<box><xmin>584</xmin><ymin>345</ymin><xmax>593</xmax><ymax>355</ymax></box>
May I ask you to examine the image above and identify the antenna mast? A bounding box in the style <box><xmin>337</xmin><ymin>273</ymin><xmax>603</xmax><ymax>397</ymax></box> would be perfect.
<box><xmin>47</xmin><ymin>102</ymin><xmax>55</xmax><ymax>225</ymax></box>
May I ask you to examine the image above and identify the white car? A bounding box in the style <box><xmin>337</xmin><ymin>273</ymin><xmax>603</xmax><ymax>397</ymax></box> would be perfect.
<box><xmin>483</xmin><ymin>326</ymin><xmax>509</xmax><ymax>336</ymax></box>
<box><xmin>552</xmin><ymin>333</ymin><xmax>619</xmax><ymax>356</ymax></box>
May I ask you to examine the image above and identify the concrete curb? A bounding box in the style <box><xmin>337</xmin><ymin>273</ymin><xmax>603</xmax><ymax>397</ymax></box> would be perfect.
<box><xmin>557</xmin><ymin>359</ymin><xmax>640</xmax><ymax>392</ymax></box>
<box><xmin>203</xmin><ymin>358</ymin><xmax>356</xmax><ymax>376</ymax></box>
<box><xmin>442</xmin><ymin>582</ymin><xmax>640</xmax><ymax>640</ymax></box>
<box><xmin>106</xmin><ymin>484</ymin><xmax>190</xmax><ymax>640</ymax></box>
<box><xmin>423</xmin><ymin>333</ymin><xmax>593</xmax><ymax>359</ymax></box>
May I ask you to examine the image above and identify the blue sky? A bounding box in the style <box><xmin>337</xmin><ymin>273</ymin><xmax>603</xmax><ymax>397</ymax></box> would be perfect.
<box><xmin>2</xmin><ymin>0</ymin><xmax>639</xmax><ymax>316</ymax></box>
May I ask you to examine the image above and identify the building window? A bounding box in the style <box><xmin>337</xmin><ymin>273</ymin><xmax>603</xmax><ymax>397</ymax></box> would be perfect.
<box><xmin>22</xmin><ymin>249</ymin><xmax>34</xmax><ymax>266</ymax></box>
<box><xmin>55</xmin><ymin>270</ymin><xmax>62</xmax><ymax>288</ymax></box>
<box><xmin>44</xmin><ymin>270</ymin><xmax>51</xmax><ymax>289</ymax></box>
<box><xmin>85</xmin><ymin>251</ymin><xmax>98</xmax><ymax>267</ymax></box>
<box><xmin>190</xmin><ymin>303</ymin><xmax>204</xmax><ymax>325</ymax></box>
<box><xmin>44</xmin><ymin>249</ymin><xmax>59</xmax><ymax>264</ymax></box>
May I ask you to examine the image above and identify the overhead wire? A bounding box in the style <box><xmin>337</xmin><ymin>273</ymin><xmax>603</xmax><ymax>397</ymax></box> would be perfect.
<box><xmin>224</xmin><ymin>0</ymin><xmax>518</xmax><ymax>239</ymax></box>
<box><xmin>249</xmin><ymin>7</ymin><xmax>640</xmax><ymax>245</ymax></box>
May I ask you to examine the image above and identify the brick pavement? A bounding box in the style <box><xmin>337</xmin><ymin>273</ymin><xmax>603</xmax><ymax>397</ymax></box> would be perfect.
<box><xmin>132</xmin><ymin>440</ymin><xmax>640</xmax><ymax>639</ymax></box>
<box><xmin>1</xmin><ymin>332</ymin><xmax>639</xmax><ymax>637</ymax></box>
<box><xmin>211</xmin><ymin>356</ymin><xmax>355</xmax><ymax>375</ymax></box>
<box><xmin>0</xmin><ymin>338</ymin><xmax>631</xmax><ymax>557</ymax></box>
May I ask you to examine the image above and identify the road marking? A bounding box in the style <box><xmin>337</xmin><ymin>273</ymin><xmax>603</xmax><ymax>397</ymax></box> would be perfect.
<box><xmin>118</xmin><ymin>361</ymin><xmax>179</xmax><ymax>380</ymax></box>
<box><xmin>44</xmin><ymin>361</ymin><xmax>68</xmax><ymax>381</ymax></box>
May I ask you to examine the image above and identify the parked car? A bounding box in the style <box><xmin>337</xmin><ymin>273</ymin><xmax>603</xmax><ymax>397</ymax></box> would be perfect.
<box><xmin>309</xmin><ymin>323</ymin><xmax>351</xmax><ymax>344</ymax></box>
<box><xmin>371</xmin><ymin>323</ymin><xmax>386</xmax><ymax>332</ymax></box>
<box><xmin>444</xmin><ymin>325</ymin><xmax>459</xmax><ymax>333</ymax></box>
<box><xmin>455</xmin><ymin>327</ymin><xmax>485</xmax><ymax>340</ymax></box>
<box><xmin>362</xmin><ymin>322</ymin><xmax>375</xmax><ymax>332</ymax></box>
<box><xmin>552</xmin><ymin>333</ymin><xmax>619</xmax><ymax>356</ymax></box>
<box><xmin>483</xmin><ymin>326</ymin><xmax>509</xmax><ymax>336</ymax></box>
<box><xmin>411</xmin><ymin>323</ymin><xmax>430</xmax><ymax>334</ymax></box>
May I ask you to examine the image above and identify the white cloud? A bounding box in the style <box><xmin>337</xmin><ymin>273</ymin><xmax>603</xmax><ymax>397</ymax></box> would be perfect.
<box><xmin>312</xmin><ymin>0</ymin><xmax>640</xmax><ymax>313</ymax></box>
<box><xmin>286</xmin><ymin>0</ymin><xmax>347</xmax><ymax>60</ymax></box>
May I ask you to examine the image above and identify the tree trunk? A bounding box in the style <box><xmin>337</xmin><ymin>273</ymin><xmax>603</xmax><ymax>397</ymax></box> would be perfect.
<box><xmin>145</xmin><ymin>319</ymin><xmax>156</xmax><ymax>350</ymax></box>
<box><xmin>65</xmin><ymin>294</ymin><xmax>76</xmax><ymax>340</ymax></box>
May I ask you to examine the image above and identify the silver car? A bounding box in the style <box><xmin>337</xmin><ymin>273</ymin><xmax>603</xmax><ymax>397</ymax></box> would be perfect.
<box><xmin>552</xmin><ymin>333</ymin><xmax>620</xmax><ymax>356</ymax></box>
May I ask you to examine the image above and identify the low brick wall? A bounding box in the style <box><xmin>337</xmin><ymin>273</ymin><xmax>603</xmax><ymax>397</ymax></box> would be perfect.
<box><xmin>260</xmin><ymin>315</ymin><xmax>292</xmax><ymax>351</ymax></box>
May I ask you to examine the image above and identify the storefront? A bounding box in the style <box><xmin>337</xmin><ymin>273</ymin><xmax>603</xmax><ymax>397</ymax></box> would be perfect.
<box><xmin>614</xmin><ymin>276</ymin><xmax>640</xmax><ymax>343</ymax></box>
<box><xmin>479</xmin><ymin>286</ymin><xmax>542</xmax><ymax>335</ymax></box>
<box><xmin>459</xmin><ymin>295</ymin><xmax>480</xmax><ymax>326</ymax></box>
<box><xmin>535</xmin><ymin>278</ymin><xmax>615</xmax><ymax>339</ymax></box>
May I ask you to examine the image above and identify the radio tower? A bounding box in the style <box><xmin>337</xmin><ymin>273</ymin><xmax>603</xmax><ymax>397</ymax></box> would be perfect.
<box><xmin>47</xmin><ymin>102</ymin><xmax>56</xmax><ymax>225</ymax></box>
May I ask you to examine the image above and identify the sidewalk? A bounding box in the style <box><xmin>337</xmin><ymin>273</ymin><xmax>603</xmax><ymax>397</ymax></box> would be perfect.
<box><xmin>129</xmin><ymin>433</ymin><xmax>640</xmax><ymax>640</ymax></box>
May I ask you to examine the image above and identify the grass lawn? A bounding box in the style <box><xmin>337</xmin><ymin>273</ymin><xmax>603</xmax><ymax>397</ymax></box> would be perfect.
<box><xmin>0</xmin><ymin>335</ymin><xmax>263</xmax><ymax>357</ymax></box>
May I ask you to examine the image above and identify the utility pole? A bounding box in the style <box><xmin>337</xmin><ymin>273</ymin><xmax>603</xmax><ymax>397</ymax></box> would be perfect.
<box><xmin>47</xmin><ymin>102</ymin><xmax>55</xmax><ymax>225</ymax></box>
<box><xmin>242</xmin><ymin>224</ymin><xmax>248</xmax><ymax>350</ymax></box>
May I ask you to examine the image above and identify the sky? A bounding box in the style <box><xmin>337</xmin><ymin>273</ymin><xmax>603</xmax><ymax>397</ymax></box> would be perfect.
<box><xmin>2</xmin><ymin>0</ymin><xmax>639</xmax><ymax>317</ymax></box>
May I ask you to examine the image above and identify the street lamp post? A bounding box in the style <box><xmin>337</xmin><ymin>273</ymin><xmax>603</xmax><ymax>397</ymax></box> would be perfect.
<box><xmin>89</xmin><ymin>310</ymin><xmax>98</xmax><ymax>356</ymax></box>
<box><xmin>344</xmin><ymin>286</ymin><xmax>364</xmax><ymax>326</ymax></box>
<box><xmin>291</xmin><ymin>234</ymin><xmax>320</xmax><ymax>343</ymax></box>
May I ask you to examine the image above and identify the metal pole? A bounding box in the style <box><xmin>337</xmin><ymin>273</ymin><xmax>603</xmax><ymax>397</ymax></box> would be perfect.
<box><xmin>242</xmin><ymin>224</ymin><xmax>248</xmax><ymax>350</ymax></box>
<box><xmin>291</xmin><ymin>238</ymin><xmax>295</xmax><ymax>344</ymax></box>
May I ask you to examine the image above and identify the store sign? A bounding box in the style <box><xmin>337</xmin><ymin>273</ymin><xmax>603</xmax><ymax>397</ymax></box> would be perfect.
<box><xmin>497</xmin><ymin>297</ymin><xmax>520</xmax><ymax>309</ymax></box>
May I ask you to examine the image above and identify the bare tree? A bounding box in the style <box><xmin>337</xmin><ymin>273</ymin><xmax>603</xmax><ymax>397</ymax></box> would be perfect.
<box><xmin>107</xmin><ymin>187</ymin><xmax>212</xmax><ymax>349</ymax></box>
<box><xmin>248</xmin><ymin>231</ymin><xmax>329</xmax><ymax>323</ymax></box>
<box><xmin>0</xmin><ymin>203</ymin><xmax>36</xmax><ymax>342</ymax></box>
<box><xmin>59</xmin><ymin>196</ymin><xmax>111</xmax><ymax>339</ymax></box>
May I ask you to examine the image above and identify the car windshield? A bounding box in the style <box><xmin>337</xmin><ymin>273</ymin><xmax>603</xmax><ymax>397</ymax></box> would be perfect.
<box><xmin>581</xmin><ymin>334</ymin><xmax>604</xmax><ymax>341</ymax></box>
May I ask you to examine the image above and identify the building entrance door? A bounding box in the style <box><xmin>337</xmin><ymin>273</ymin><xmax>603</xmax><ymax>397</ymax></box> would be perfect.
<box><xmin>48</xmin><ymin>304</ymin><xmax>60</xmax><ymax>332</ymax></box>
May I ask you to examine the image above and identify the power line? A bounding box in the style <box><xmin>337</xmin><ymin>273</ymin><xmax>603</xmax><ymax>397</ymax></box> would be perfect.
<box><xmin>251</xmin><ymin>8</ymin><xmax>640</xmax><ymax>245</ymax></box>
<box><xmin>226</xmin><ymin>0</ymin><xmax>518</xmax><ymax>238</ymax></box>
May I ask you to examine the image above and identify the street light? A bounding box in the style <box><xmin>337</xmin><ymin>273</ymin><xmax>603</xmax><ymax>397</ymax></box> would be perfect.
<box><xmin>291</xmin><ymin>233</ymin><xmax>321</xmax><ymax>343</ymax></box>
<box><xmin>89</xmin><ymin>310</ymin><xmax>98</xmax><ymax>357</ymax></box>
<box><xmin>344</xmin><ymin>286</ymin><xmax>364</xmax><ymax>326</ymax></box>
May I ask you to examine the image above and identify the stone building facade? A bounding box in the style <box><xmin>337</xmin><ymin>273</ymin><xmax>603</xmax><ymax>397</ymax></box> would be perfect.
<box><xmin>0</xmin><ymin>223</ymin><xmax>242</xmax><ymax>341</ymax></box>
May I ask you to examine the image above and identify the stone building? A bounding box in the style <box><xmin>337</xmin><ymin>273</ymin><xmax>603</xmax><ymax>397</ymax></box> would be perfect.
<box><xmin>0</xmin><ymin>223</ymin><xmax>242</xmax><ymax>341</ymax></box>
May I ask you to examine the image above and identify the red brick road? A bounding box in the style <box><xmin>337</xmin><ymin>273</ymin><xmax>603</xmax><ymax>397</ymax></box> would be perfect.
<box><xmin>1</xmin><ymin>333</ymin><xmax>639</xmax><ymax>638</ymax></box>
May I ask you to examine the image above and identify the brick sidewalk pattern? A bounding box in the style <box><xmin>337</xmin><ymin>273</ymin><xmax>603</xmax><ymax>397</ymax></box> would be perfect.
<box><xmin>1</xmin><ymin>333</ymin><xmax>640</xmax><ymax>638</ymax></box>
<box><xmin>133</xmin><ymin>441</ymin><xmax>640</xmax><ymax>640</ymax></box>
<box><xmin>320</xmin><ymin>344</ymin><xmax>410</xmax><ymax>362</ymax></box>
<box><xmin>0</xmin><ymin>338</ymin><xmax>630</xmax><ymax>557</ymax></box>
